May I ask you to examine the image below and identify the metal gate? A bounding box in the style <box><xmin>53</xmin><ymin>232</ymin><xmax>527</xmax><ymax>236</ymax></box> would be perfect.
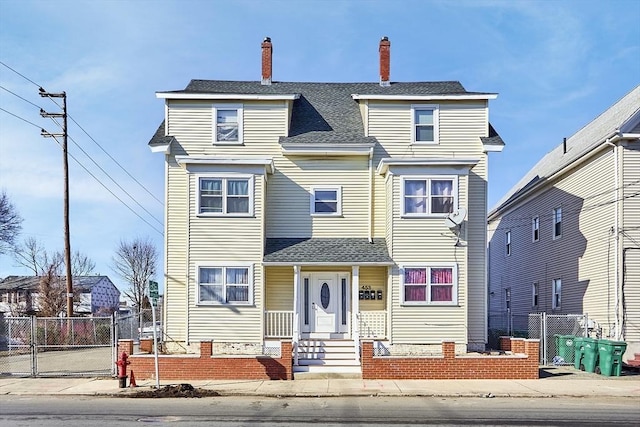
<box><xmin>0</xmin><ymin>315</ymin><xmax>115</xmax><ymax>377</ymax></box>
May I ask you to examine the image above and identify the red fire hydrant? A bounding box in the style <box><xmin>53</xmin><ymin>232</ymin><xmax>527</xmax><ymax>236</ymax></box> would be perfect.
<box><xmin>116</xmin><ymin>351</ymin><xmax>130</xmax><ymax>388</ymax></box>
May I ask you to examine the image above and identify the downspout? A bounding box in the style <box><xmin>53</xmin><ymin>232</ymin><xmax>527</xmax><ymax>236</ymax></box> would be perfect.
<box><xmin>368</xmin><ymin>147</ymin><xmax>374</xmax><ymax>243</ymax></box>
<box><xmin>605</xmin><ymin>139</ymin><xmax>620</xmax><ymax>340</ymax></box>
<box><xmin>186</xmin><ymin>172</ymin><xmax>191</xmax><ymax>346</ymax></box>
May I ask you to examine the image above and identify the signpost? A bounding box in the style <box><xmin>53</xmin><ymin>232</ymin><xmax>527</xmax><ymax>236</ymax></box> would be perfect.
<box><xmin>149</xmin><ymin>280</ymin><xmax>160</xmax><ymax>389</ymax></box>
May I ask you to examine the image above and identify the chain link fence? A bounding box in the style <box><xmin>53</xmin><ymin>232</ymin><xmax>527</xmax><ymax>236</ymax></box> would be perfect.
<box><xmin>0</xmin><ymin>314</ymin><xmax>115</xmax><ymax>376</ymax></box>
<box><xmin>489</xmin><ymin>312</ymin><xmax>588</xmax><ymax>366</ymax></box>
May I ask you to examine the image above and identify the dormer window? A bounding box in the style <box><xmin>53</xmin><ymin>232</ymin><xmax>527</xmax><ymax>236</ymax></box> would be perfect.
<box><xmin>412</xmin><ymin>104</ymin><xmax>439</xmax><ymax>144</ymax></box>
<box><xmin>213</xmin><ymin>104</ymin><xmax>243</xmax><ymax>144</ymax></box>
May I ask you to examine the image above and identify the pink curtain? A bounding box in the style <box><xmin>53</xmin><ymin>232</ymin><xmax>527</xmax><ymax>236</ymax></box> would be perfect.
<box><xmin>431</xmin><ymin>268</ymin><xmax>453</xmax><ymax>302</ymax></box>
<box><xmin>405</xmin><ymin>268</ymin><xmax>426</xmax><ymax>284</ymax></box>
<box><xmin>405</xmin><ymin>286</ymin><xmax>426</xmax><ymax>302</ymax></box>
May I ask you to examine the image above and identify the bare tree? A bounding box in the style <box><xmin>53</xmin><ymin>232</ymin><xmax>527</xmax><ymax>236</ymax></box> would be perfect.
<box><xmin>0</xmin><ymin>191</ymin><xmax>23</xmax><ymax>254</ymax></box>
<box><xmin>12</xmin><ymin>238</ymin><xmax>95</xmax><ymax>316</ymax></box>
<box><xmin>112</xmin><ymin>236</ymin><xmax>158</xmax><ymax>309</ymax></box>
<box><xmin>13</xmin><ymin>238</ymin><xmax>96</xmax><ymax>277</ymax></box>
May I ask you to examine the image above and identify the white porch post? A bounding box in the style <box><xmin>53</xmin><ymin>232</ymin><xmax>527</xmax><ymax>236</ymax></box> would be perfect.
<box><xmin>352</xmin><ymin>265</ymin><xmax>360</xmax><ymax>362</ymax></box>
<box><xmin>292</xmin><ymin>265</ymin><xmax>300</xmax><ymax>366</ymax></box>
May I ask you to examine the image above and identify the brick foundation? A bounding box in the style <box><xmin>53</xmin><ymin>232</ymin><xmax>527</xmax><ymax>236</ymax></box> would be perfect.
<box><xmin>125</xmin><ymin>340</ymin><xmax>292</xmax><ymax>380</ymax></box>
<box><xmin>361</xmin><ymin>338</ymin><xmax>539</xmax><ymax>380</ymax></box>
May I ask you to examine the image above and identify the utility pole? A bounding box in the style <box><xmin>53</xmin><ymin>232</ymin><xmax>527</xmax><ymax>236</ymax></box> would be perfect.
<box><xmin>39</xmin><ymin>88</ymin><xmax>73</xmax><ymax>318</ymax></box>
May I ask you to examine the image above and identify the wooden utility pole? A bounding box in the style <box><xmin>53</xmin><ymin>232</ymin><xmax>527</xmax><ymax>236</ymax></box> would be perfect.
<box><xmin>40</xmin><ymin>89</ymin><xmax>73</xmax><ymax>317</ymax></box>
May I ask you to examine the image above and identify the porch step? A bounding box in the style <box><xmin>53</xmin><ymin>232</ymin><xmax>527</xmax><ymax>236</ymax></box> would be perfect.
<box><xmin>295</xmin><ymin>339</ymin><xmax>361</xmax><ymax>376</ymax></box>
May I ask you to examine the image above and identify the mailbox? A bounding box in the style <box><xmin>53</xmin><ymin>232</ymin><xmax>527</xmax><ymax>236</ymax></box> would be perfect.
<box><xmin>377</xmin><ymin>290</ymin><xmax>383</xmax><ymax>300</ymax></box>
<box><xmin>359</xmin><ymin>290</ymin><xmax>365</xmax><ymax>300</ymax></box>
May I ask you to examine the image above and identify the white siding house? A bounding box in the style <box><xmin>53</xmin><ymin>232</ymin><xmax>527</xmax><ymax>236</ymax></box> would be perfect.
<box><xmin>150</xmin><ymin>37</ymin><xmax>504</xmax><ymax>375</ymax></box>
<box><xmin>488</xmin><ymin>85</ymin><xmax>640</xmax><ymax>363</ymax></box>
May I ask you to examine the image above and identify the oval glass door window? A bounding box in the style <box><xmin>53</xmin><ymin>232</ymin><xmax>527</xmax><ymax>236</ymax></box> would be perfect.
<box><xmin>320</xmin><ymin>283</ymin><xmax>330</xmax><ymax>309</ymax></box>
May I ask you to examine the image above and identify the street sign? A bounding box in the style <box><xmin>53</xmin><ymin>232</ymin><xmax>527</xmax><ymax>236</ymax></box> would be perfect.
<box><xmin>149</xmin><ymin>280</ymin><xmax>159</xmax><ymax>299</ymax></box>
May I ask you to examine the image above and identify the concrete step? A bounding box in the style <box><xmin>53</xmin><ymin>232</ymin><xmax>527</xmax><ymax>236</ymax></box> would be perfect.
<box><xmin>297</xmin><ymin>358</ymin><xmax>361</xmax><ymax>366</ymax></box>
<box><xmin>293</xmin><ymin>370</ymin><xmax>363</xmax><ymax>380</ymax></box>
<box><xmin>293</xmin><ymin>364</ymin><xmax>362</xmax><ymax>374</ymax></box>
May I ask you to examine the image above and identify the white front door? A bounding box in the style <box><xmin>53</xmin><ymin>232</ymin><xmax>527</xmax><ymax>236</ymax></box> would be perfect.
<box><xmin>312</xmin><ymin>275</ymin><xmax>337</xmax><ymax>333</ymax></box>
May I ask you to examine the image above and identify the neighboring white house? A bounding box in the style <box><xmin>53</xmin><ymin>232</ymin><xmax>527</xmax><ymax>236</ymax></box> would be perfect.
<box><xmin>0</xmin><ymin>275</ymin><xmax>121</xmax><ymax>316</ymax></box>
<box><xmin>149</xmin><ymin>37</ymin><xmax>504</xmax><ymax>375</ymax></box>
<box><xmin>488</xmin><ymin>85</ymin><xmax>640</xmax><ymax>362</ymax></box>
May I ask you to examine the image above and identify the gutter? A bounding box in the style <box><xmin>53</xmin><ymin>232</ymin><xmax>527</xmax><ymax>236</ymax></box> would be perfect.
<box><xmin>368</xmin><ymin>147</ymin><xmax>374</xmax><ymax>243</ymax></box>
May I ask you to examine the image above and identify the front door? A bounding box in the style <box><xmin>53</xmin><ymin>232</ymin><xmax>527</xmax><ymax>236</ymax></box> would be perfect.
<box><xmin>312</xmin><ymin>275</ymin><xmax>337</xmax><ymax>333</ymax></box>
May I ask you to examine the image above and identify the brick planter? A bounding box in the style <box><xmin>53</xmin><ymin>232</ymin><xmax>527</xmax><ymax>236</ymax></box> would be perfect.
<box><xmin>361</xmin><ymin>338</ymin><xmax>539</xmax><ymax>380</ymax></box>
<box><xmin>123</xmin><ymin>340</ymin><xmax>293</xmax><ymax>380</ymax></box>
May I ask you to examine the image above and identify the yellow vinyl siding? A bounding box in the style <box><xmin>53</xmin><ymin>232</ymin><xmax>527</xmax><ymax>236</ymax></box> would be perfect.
<box><xmin>387</xmin><ymin>173</ymin><xmax>468</xmax><ymax>344</ymax></box>
<box><xmin>466</xmin><ymin>157</ymin><xmax>488</xmax><ymax>345</ymax></box>
<box><xmin>185</xmin><ymin>174</ymin><xmax>265</xmax><ymax>343</ymax></box>
<box><xmin>266</xmin><ymin>156</ymin><xmax>370</xmax><ymax>237</ymax></box>
<box><xmin>165</xmin><ymin>158</ymin><xmax>189</xmax><ymax>342</ymax></box>
<box><xmin>359</xmin><ymin>266</ymin><xmax>387</xmax><ymax>311</ymax></box>
<box><xmin>368</xmin><ymin>101</ymin><xmax>487</xmax><ymax>158</ymax></box>
<box><xmin>265</xmin><ymin>267</ymin><xmax>294</xmax><ymax>311</ymax></box>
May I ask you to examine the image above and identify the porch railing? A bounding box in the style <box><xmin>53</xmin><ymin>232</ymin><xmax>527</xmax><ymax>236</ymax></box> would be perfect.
<box><xmin>359</xmin><ymin>311</ymin><xmax>387</xmax><ymax>339</ymax></box>
<box><xmin>264</xmin><ymin>310</ymin><xmax>294</xmax><ymax>338</ymax></box>
<box><xmin>263</xmin><ymin>310</ymin><xmax>387</xmax><ymax>339</ymax></box>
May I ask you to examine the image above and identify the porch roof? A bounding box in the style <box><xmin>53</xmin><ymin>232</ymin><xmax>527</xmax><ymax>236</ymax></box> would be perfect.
<box><xmin>263</xmin><ymin>238</ymin><xmax>394</xmax><ymax>265</ymax></box>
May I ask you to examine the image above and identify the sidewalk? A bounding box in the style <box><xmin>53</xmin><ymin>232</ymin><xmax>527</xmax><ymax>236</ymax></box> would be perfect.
<box><xmin>0</xmin><ymin>367</ymin><xmax>638</xmax><ymax>398</ymax></box>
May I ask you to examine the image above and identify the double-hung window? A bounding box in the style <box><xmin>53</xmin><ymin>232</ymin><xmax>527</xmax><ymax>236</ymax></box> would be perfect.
<box><xmin>532</xmin><ymin>282</ymin><xmax>539</xmax><ymax>308</ymax></box>
<box><xmin>552</xmin><ymin>278</ymin><xmax>562</xmax><ymax>310</ymax></box>
<box><xmin>553</xmin><ymin>207</ymin><xmax>562</xmax><ymax>239</ymax></box>
<box><xmin>199</xmin><ymin>176</ymin><xmax>252</xmax><ymax>216</ymax></box>
<box><xmin>506</xmin><ymin>230</ymin><xmax>511</xmax><ymax>256</ymax></box>
<box><xmin>198</xmin><ymin>266</ymin><xmax>252</xmax><ymax>305</ymax></box>
<box><xmin>412</xmin><ymin>104</ymin><xmax>439</xmax><ymax>143</ymax></box>
<box><xmin>532</xmin><ymin>216</ymin><xmax>540</xmax><ymax>242</ymax></box>
<box><xmin>402</xmin><ymin>176</ymin><xmax>456</xmax><ymax>216</ymax></box>
<box><xmin>213</xmin><ymin>104</ymin><xmax>243</xmax><ymax>144</ymax></box>
<box><xmin>310</xmin><ymin>187</ymin><xmax>342</xmax><ymax>215</ymax></box>
<box><xmin>402</xmin><ymin>265</ymin><xmax>457</xmax><ymax>305</ymax></box>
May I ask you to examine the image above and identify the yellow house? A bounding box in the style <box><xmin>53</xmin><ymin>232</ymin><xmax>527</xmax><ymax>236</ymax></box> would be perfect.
<box><xmin>149</xmin><ymin>37</ymin><xmax>504</xmax><ymax>376</ymax></box>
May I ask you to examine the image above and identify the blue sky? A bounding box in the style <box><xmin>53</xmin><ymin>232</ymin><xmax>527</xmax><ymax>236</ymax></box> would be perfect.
<box><xmin>1</xmin><ymin>0</ymin><xmax>639</xmax><ymax>295</ymax></box>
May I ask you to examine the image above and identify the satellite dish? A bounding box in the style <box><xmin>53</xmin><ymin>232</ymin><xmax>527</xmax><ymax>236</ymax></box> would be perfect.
<box><xmin>444</xmin><ymin>208</ymin><xmax>467</xmax><ymax>230</ymax></box>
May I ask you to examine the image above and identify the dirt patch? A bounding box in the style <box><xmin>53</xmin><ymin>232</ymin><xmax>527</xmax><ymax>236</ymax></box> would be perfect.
<box><xmin>126</xmin><ymin>383</ymin><xmax>220</xmax><ymax>398</ymax></box>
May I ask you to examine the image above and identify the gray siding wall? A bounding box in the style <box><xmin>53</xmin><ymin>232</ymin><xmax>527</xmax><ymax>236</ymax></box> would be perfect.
<box><xmin>488</xmin><ymin>149</ymin><xmax>617</xmax><ymax>334</ymax></box>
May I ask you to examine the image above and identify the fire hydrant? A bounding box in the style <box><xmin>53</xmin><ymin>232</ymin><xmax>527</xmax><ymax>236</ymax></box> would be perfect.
<box><xmin>116</xmin><ymin>351</ymin><xmax>130</xmax><ymax>388</ymax></box>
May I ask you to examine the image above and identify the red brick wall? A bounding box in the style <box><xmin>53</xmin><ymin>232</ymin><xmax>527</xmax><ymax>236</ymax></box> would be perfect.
<box><xmin>361</xmin><ymin>338</ymin><xmax>539</xmax><ymax>380</ymax></box>
<box><xmin>125</xmin><ymin>340</ymin><xmax>292</xmax><ymax>381</ymax></box>
<box><xmin>139</xmin><ymin>338</ymin><xmax>153</xmax><ymax>354</ymax></box>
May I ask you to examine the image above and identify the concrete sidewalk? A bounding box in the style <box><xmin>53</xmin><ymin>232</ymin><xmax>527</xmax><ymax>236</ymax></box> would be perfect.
<box><xmin>0</xmin><ymin>367</ymin><xmax>638</xmax><ymax>399</ymax></box>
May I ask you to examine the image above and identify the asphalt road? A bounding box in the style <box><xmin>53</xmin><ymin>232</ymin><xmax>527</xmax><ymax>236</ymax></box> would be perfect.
<box><xmin>1</xmin><ymin>395</ymin><xmax>638</xmax><ymax>426</ymax></box>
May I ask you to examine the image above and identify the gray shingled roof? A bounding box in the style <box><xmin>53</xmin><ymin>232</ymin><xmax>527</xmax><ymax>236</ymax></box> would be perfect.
<box><xmin>149</xmin><ymin>80</ymin><xmax>501</xmax><ymax>146</ymax></box>
<box><xmin>480</xmin><ymin>123</ymin><xmax>505</xmax><ymax>148</ymax></box>
<box><xmin>264</xmin><ymin>238</ymin><xmax>393</xmax><ymax>264</ymax></box>
<box><xmin>491</xmin><ymin>85</ymin><xmax>640</xmax><ymax>215</ymax></box>
<box><xmin>0</xmin><ymin>275</ymin><xmax>115</xmax><ymax>292</ymax></box>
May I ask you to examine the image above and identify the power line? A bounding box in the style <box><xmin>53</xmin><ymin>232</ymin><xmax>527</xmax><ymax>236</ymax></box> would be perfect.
<box><xmin>1</xmin><ymin>61</ymin><xmax>164</xmax><ymax>231</ymax></box>
<box><xmin>0</xmin><ymin>107</ymin><xmax>42</xmax><ymax>129</ymax></box>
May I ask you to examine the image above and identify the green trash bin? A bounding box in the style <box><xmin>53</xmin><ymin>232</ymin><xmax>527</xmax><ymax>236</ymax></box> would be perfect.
<box><xmin>554</xmin><ymin>334</ymin><xmax>575</xmax><ymax>364</ymax></box>
<box><xmin>573</xmin><ymin>336</ymin><xmax>585</xmax><ymax>370</ymax></box>
<box><xmin>597</xmin><ymin>339</ymin><xmax>627</xmax><ymax>376</ymax></box>
<box><xmin>581</xmin><ymin>337</ymin><xmax>599</xmax><ymax>373</ymax></box>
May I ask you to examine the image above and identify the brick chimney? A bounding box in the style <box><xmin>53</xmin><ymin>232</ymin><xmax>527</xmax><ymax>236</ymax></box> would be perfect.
<box><xmin>379</xmin><ymin>36</ymin><xmax>390</xmax><ymax>87</ymax></box>
<box><xmin>261</xmin><ymin>37</ymin><xmax>272</xmax><ymax>85</ymax></box>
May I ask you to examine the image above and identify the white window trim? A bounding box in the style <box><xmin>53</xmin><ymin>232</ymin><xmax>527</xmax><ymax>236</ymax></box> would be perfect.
<box><xmin>506</xmin><ymin>230</ymin><xmax>511</xmax><ymax>256</ymax></box>
<box><xmin>310</xmin><ymin>186</ymin><xmax>342</xmax><ymax>216</ymax></box>
<box><xmin>411</xmin><ymin>104</ymin><xmax>440</xmax><ymax>144</ymax></box>
<box><xmin>553</xmin><ymin>207</ymin><xmax>562</xmax><ymax>240</ymax></box>
<box><xmin>552</xmin><ymin>278</ymin><xmax>561</xmax><ymax>310</ymax></box>
<box><xmin>400</xmin><ymin>175</ymin><xmax>458</xmax><ymax>218</ymax></box>
<box><xmin>196</xmin><ymin>263</ymin><xmax>254</xmax><ymax>306</ymax></box>
<box><xmin>212</xmin><ymin>103</ymin><xmax>243</xmax><ymax>145</ymax></box>
<box><xmin>400</xmin><ymin>263</ymin><xmax>458</xmax><ymax>306</ymax></box>
<box><xmin>532</xmin><ymin>216</ymin><xmax>540</xmax><ymax>242</ymax></box>
<box><xmin>196</xmin><ymin>174</ymin><xmax>254</xmax><ymax>217</ymax></box>
<box><xmin>532</xmin><ymin>282</ymin><xmax>539</xmax><ymax>308</ymax></box>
